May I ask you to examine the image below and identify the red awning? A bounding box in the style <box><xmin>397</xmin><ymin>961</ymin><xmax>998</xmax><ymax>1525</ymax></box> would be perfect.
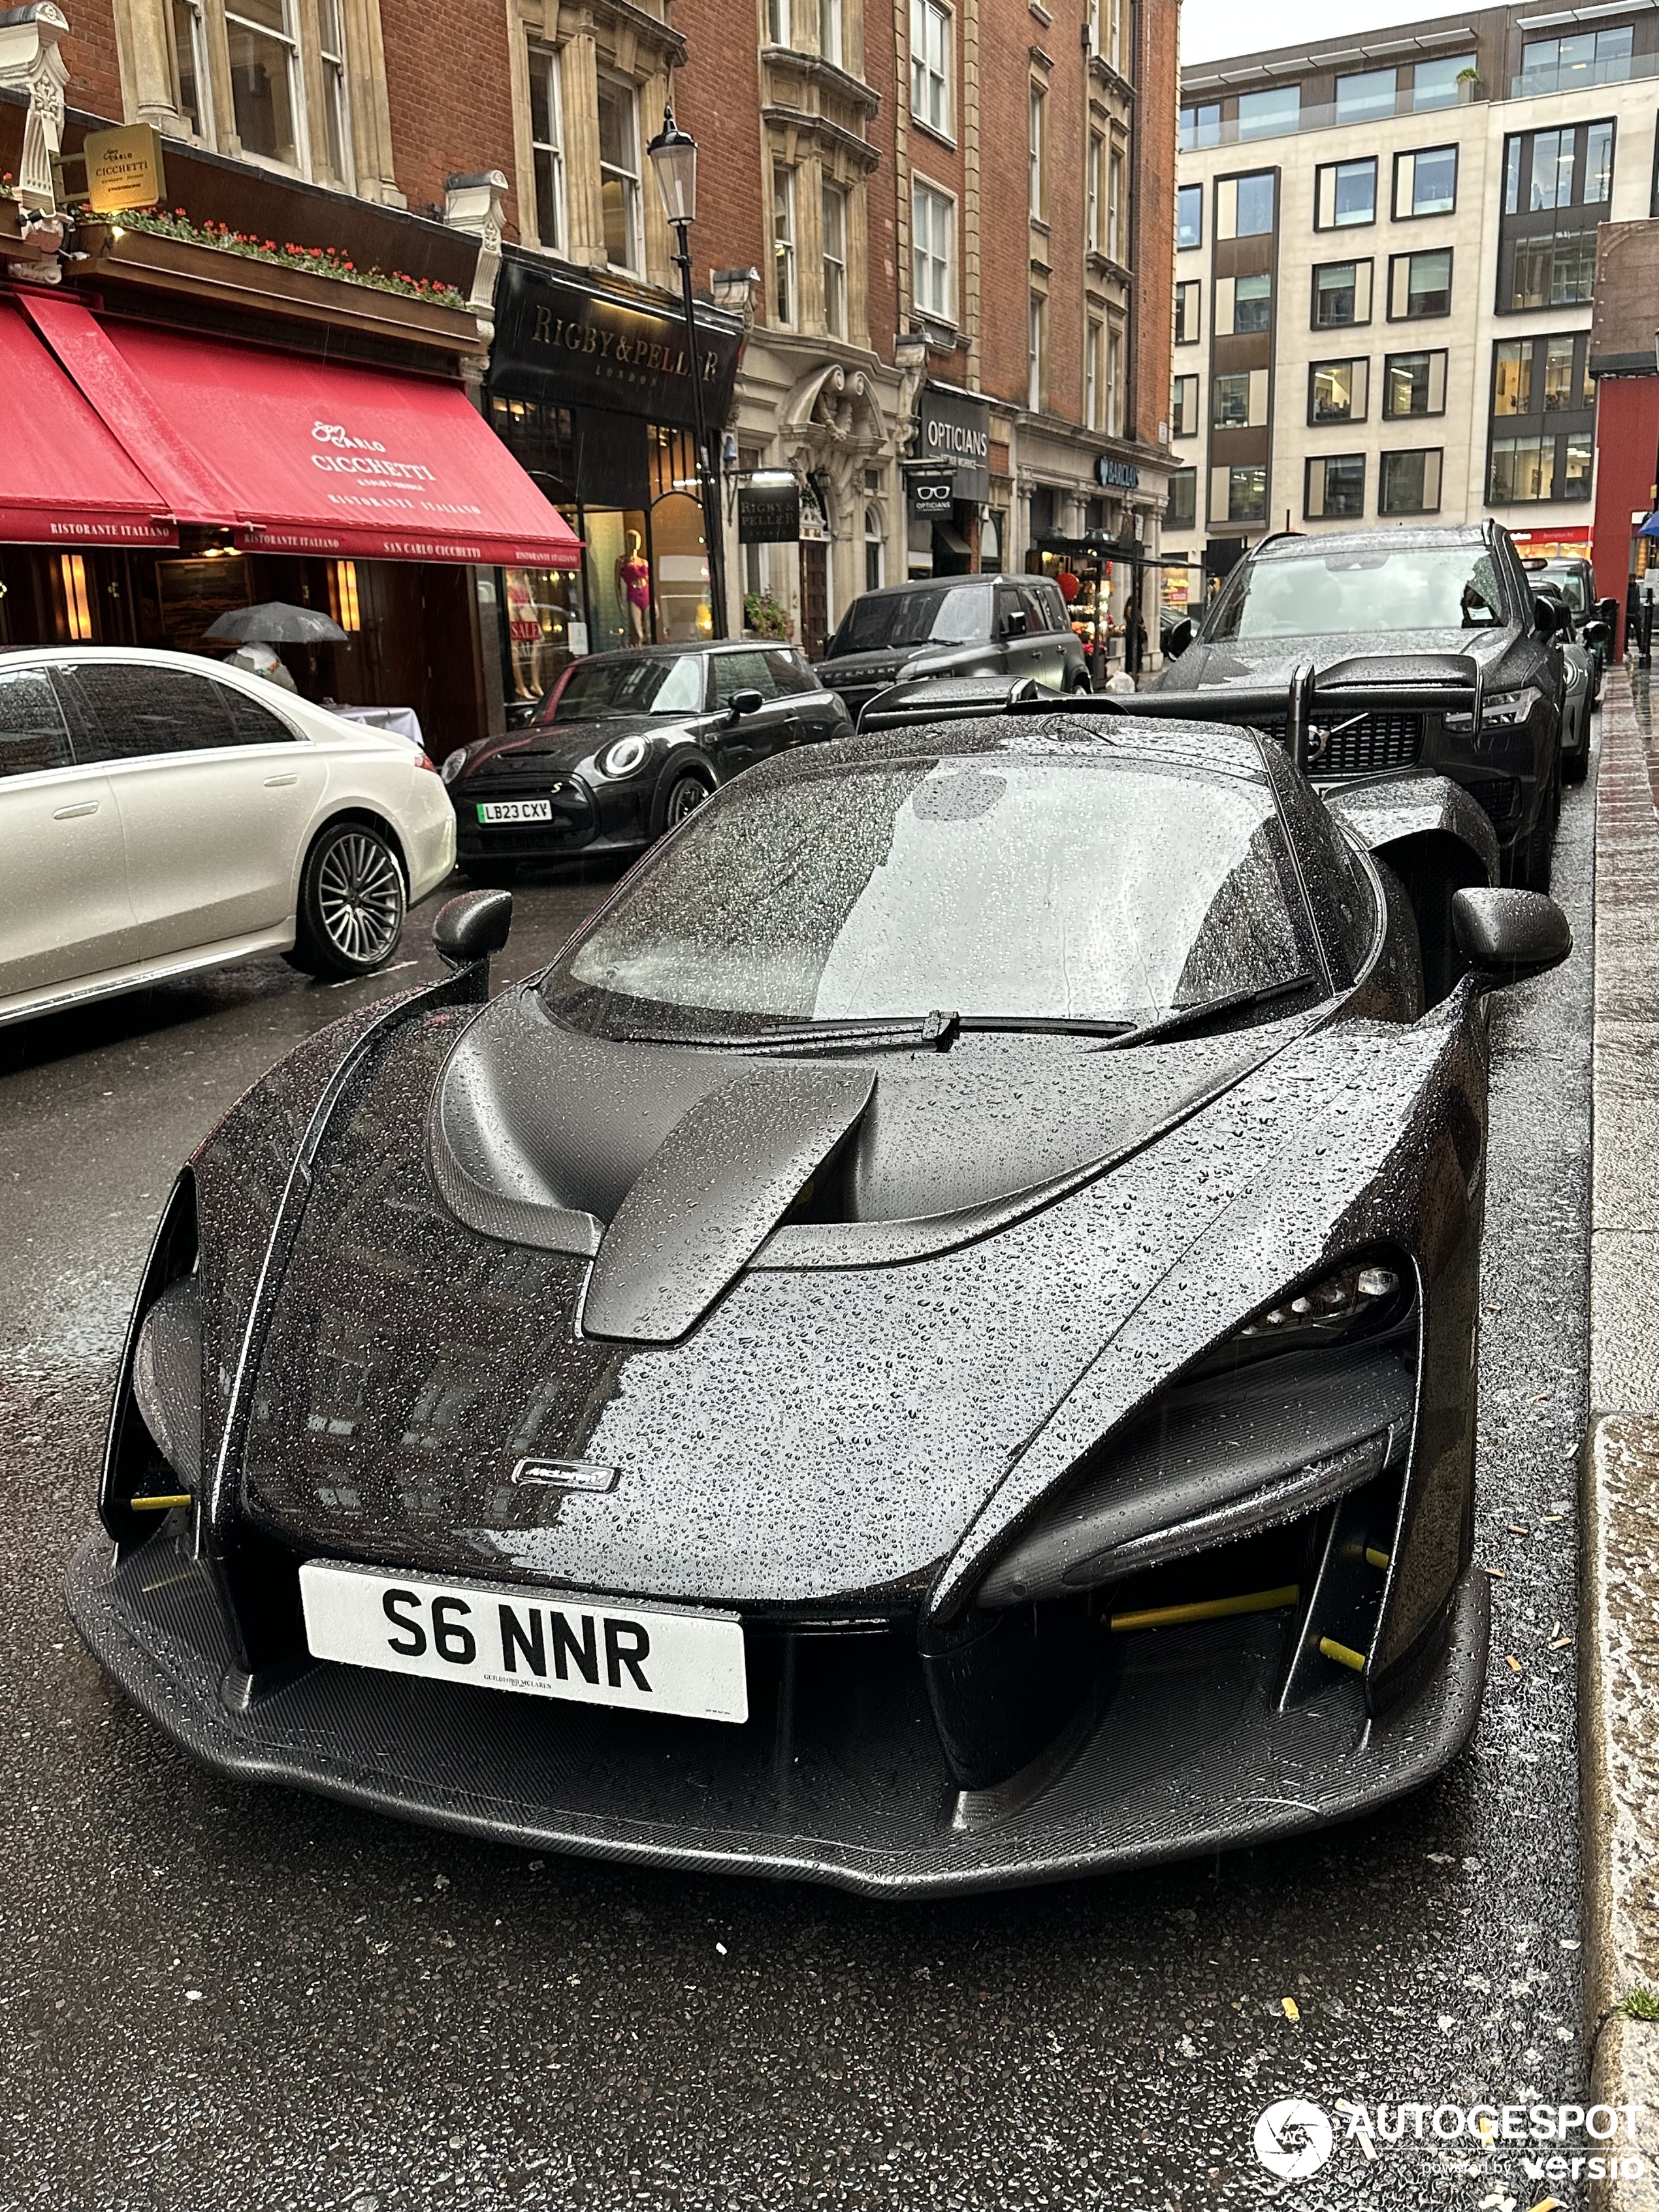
<box><xmin>16</xmin><ymin>295</ymin><xmax>581</xmax><ymax>569</ymax></box>
<box><xmin>0</xmin><ymin>302</ymin><xmax>176</xmax><ymax>548</ymax></box>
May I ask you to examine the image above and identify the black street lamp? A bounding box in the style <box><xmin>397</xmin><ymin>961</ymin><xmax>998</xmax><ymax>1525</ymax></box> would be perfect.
<box><xmin>647</xmin><ymin>106</ymin><xmax>728</xmax><ymax>641</ymax></box>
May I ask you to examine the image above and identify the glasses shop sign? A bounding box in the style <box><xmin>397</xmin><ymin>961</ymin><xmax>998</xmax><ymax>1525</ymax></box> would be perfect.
<box><xmin>917</xmin><ymin>384</ymin><xmax>991</xmax><ymax>503</ymax></box>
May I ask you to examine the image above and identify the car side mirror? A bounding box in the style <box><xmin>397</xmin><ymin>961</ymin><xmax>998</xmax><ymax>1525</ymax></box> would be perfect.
<box><xmin>726</xmin><ymin>688</ymin><xmax>764</xmax><ymax>720</ymax></box>
<box><xmin>1583</xmin><ymin>618</ymin><xmax>1611</xmax><ymax>648</ymax></box>
<box><xmin>1451</xmin><ymin>887</ymin><xmax>1571</xmax><ymax>987</ymax></box>
<box><xmin>1167</xmin><ymin>617</ymin><xmax>1194</xmax><ymax>658</ymax></box>
<box><xmin>1002</xmin><ymin>609</ymin><xmax>1029</xmax><ymax>638</ymax></box>
<box><xmin>434</xmin><ymin>888</ymin><xmax>513</xmax><ymax>970</ymax></box>
<box><xmin>1532</xmin><ymin>597</ymin><xmax>1560</xmax><ymax>639</ymax></box>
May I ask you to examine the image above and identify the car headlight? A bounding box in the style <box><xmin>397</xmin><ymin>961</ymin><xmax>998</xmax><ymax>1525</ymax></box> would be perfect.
<box><xmin>977</xmin><ymin>1257</ymin><xmax>1417</xmax><ymax>1608</ymax></box>
<box><xmin>441</xmin><ymin>744</ymin><xmax>479</xmax><ymax>786</ymax></box>
<box><xmin>598</xmin><ymin>733</ymin><xmax>652</xmax><ymax>779</ymax></box>
<box><xmin>1447</xmin><ymin>684</ymin><xmax>1543</xmax><ymax>734</ymax></box>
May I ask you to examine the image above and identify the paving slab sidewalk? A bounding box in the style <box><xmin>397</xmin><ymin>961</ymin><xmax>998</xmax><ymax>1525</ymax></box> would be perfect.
<box><xmin>1586</xmin><ymin>670</ymin><xmax>1659</xmax><ymax>2209</ymax></box>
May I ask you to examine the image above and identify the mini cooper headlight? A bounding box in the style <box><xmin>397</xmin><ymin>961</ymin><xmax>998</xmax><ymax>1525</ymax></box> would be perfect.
<box><xmin>441</xmin><ymin>743</ymin><xmax>481</xmax><ymax>786</ymax></box>
<box><xmin>598</xmin><ymin>733</ymin><xmax>651</xmax><ymax>779</ymax></box>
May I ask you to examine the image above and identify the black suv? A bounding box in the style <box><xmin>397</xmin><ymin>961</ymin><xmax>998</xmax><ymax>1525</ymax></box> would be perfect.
<box><xmin>816</xmin><ymin>574</ymin><xmax>1091</xmax><ymax>724</ymax></box>
<box><xmin>1155</xmin><ymin>524</ymin><xmax>1566</xmax><ymax>889</ymax></box>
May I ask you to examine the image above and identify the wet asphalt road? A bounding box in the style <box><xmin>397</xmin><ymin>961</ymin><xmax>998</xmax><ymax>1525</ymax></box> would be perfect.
<box><xmin>0</xmin><ymin>752</ymin><xmax>1595</xmax><ymax>2212</ymax></box>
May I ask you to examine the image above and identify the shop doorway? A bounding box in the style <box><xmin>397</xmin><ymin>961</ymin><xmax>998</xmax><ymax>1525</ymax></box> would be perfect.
<box><xmin>799</xmin><ymin>541</ymin><xmax>829</xmax><ymax>662</ymax></box>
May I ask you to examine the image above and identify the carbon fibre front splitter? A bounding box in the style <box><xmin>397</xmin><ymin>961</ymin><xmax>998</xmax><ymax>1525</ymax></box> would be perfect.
<box><xmin>67</xmin><ymin>1530</ymin><xmax>1489</xmax><ymax>1898</ymax></box>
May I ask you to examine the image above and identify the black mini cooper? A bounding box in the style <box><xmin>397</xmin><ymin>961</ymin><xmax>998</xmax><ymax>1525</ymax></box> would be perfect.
<box><xmin>445</xmin><ymin>642</ymin><xmax>852</xmax><ymax>882</ymax></box>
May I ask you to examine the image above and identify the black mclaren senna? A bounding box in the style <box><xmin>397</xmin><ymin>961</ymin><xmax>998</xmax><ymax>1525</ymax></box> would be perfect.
<box><xmin>69</xmin><ymin>678</ymin><xmax>1571</xmax><ymax>1895</ymax></box>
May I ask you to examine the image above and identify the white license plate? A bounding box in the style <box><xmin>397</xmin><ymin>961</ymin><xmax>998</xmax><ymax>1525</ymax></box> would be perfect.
<box><xmin>475</xmin><ymin>799</ymin><xmax>553</xmax><ymax>824</ymax></box>
<box><xmin>299</xmin><ymin>1560</ymin><xmax>748</xmax><ymax>1723</ymax></box>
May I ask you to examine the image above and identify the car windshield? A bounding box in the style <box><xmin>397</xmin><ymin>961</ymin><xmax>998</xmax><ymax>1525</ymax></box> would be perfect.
<box><xmin>547</xmin><ymin>654</ymin><xmax>705</xmax><ymax>722</ymax></box>
<box><xmin>542</xmin><ymin>756</ymin><xmax>1315</xmax><ymax>1033</ymax></box>
<box><xmin>1542</xmin><ymin>565</ymin><xmax>1589</xmax><ymax>613</ymax></box>
<box><xmin>1206</xmin><ymin>546</ymin><xmax>1508</xmax><ymax>639</ymax></box>
<box><xmin>828</xmin><ymin>586</ymin><xmax>990</xmax><ymax>656</ymax></box>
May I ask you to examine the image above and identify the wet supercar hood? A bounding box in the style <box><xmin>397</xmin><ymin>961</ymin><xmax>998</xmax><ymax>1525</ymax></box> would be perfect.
<box><xmin>222</xmin><ymin>984</ymin><xmax>1470</xmax><ymax>1611</ymax></box>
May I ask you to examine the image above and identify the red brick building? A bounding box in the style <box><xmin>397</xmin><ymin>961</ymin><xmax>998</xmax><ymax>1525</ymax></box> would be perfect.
<box><xmin>2</xmin><ymin>0</ymin><xmax>1175</xmax><ymax>704</ymax></box>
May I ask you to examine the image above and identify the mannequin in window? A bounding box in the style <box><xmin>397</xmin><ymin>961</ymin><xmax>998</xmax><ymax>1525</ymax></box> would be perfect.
<box><xmin>617</xmin><ymin>531</ymin><xmax>650</xmax><ymax>644</ymax></box>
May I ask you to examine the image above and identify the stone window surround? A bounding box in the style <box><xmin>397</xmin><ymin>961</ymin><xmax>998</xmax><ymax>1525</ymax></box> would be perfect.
<box><xmin>758</xmin><ymin>0</ymin><xmax>867</xmax><ymax>88</ymax></box>
<box><xmin>509</xmin><ymin>0</ymin><xmax>686</xmax><ymax>285</ymax></box>
<box><xmin>762</xmin><ymin>112</ymin><xmax>875</xmax><ymax>345</ymax></box>
<box><xmin>110</xmin><ymin>0</ymin><xmax>402</xmax><ymax>202</ymax></box>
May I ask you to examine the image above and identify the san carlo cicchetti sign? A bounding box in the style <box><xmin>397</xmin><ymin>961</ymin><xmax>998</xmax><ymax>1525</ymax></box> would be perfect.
<box><xmin>489</xmin><ymin>259</ymin><xmax>745</xmax><ymax>434</ymax></box>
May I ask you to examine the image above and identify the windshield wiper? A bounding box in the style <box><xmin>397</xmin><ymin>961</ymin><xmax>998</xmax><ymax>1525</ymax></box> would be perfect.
<box><xmin>610</xmin><ymin>1010</ymin><xmax>964</xmax><ymax>1053</ymax></box>
<box><xmin>1093</xmin><ymin>972</ymin><xmax>1317</xmax><ymax>1052</ymax></box>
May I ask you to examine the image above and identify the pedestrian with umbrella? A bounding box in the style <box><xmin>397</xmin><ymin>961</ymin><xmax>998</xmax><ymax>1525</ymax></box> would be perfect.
<box><xmin>201</xmin><ymin>601</ymin><xmax>349</xmax><ymax>694</ymax></box>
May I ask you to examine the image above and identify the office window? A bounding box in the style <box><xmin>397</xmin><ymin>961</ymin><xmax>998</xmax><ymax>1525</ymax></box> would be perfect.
<box><xmin>1336</xmin><ymin>67</ymin><xmax>1395</xmax><ymax>123</ymax></box>
<box><xmin>1172</xmin><ymin>374</ymin><xmax>1200</xmax><ymax>437</ymax></box>
<box><xmin>1309</xmin><ymin>358</ymin><xmax>1368</xmax><ymax>424</ymax></box>
<box><xmin>1521</xmin><ymin>24</ymin><xmax>1633</xmax><ymax>93</ymax></box>
<box><xmin>1394</xmin><ymin>144</ymin><xmax>1457</xmax><ymax>218</ymax></box>
<box><xmin>1315</xmin><ymin>157</ymin><xmax>1376</xmax><ymax>229</ymax></box>
<box><xmin>1493</xmin><ymin>338</ymin><xmax>1532</xmax><ymax>415</ymax></box>
<box><xmin>1221</xmin><ymin>170</ymin><xmax>1276</xmax><ymax>238</ymax></box>
<box><xmin>822</xmin><ymin>180</ymin><xmax>847</xmax><ymax>338</ymax></box>
<box><xmin>1383</xmin><ymin>349</ymin><xmax>1447</xmax><ymax>417</ymax></box>
<box><xmin>772</xmin><ymin>166</ymin><xmax>797</xmax><ymax>323</ymax></box>
<box><xmin>1306</xmin><ymin>453</ymin><xmax>1366</xmax><ymax>520</ymax></box>
<box><xmin>1379</xmin><ymin>449</ymin><xmax>1442</xmax><ymax>513</ymax></box>
<box><xmin>1180</xmin><ymin>102</ymin><xmax>1221</xmax><ymax>150</ymax></box>
<box><xmin>1087</xmin><ymin>131</ymin><xmax>1102</xmax><ymax>250</ymax></box>
<box><xmin>819</xmin><ymin>0</ymin><xmax>843</xmax><ymax>67</ymax></box>
<box><xmin>1565</xmin><ymin>432</ymin><xmax>1594</xmax><ymax>495</ymax></box>
<box><xmin>1313</xmin><ymin>259</ymin><xmax>1372</xmax><ymax>328</ymax></box>
<box><xmin>911</xmin><ymin>0</ymin><xmax>952</xmax><ymax>135</ymax></box>
<box><xmin>766</xmin><ymin>0</ymin><xmax>790</xmax><ymax>41</ymax></box>
<box><xmin>1541</xmin><ymin>332</ymin><xmax>1585</xmax><ymax>409</ymax></box>
<box><xmin>1178</xmin><ymin>182</ymin><xmax>1202</xmax><ymax>249</ymax></box>
<box><xmin>1238</xmin><ymin>85</ymin><xmax>1300</xmax><ymax>140</ymax></box>
<box><xmin>1489</xmin><ymin>434</ymin><xmax>1555</xmax><ymax>502</ymax></box>
<box><xmin>597</xmin><ymin>76</ymin><xmax>643</xmax><ymax>272</ymax></box>
<box><xmin>1232</xmin><ymin>271</ymin><xmax>1272</xmax><ymax>332</ymax></box>
<box><xmin>1174</xmin><ymin>279</ymin><xmax>1201</xmax><ymax>344</ymax></box>
<box><xmin>225</xmin><ymin>0</ymin><xmax>302</xmax><ymax>166</ymax></box>
<box><xmin>1106</xmin><ymin>328</ymin><xmax>1123</xmax><ymax>436</ymax></box>
<box><xmin>1222</xmin><ymin>464</ymin><xmax>1268</xmax><ymax>522</ymax></box>
<box><xmin>1507</xmin><ymin>234</ymin><xmax>1596</xmax><ymax>309</ymax></box>
<box><xmin>1530</xmin><ymin>129</ymin><xmax>1575</xmax><ymax>210</ymax></box>
<box><xmin>1587</xmin><ymin>119</ymin><xmax>1615</xmax><ymax>202</ymax></box>
<box><xmin>1106</xmin><ymin>0</ymin><xmax>1121</xmax><ymax>72</ymax></box>
<box><xmin>1029</xmin><ymin>81</ymin><xmax>1046</xmax><ymax>218</ymax></box>
<box><xmin>1028</xmin><ymin>293</ymin><xmax>1046</xmax><ymax>410</ymax></box>
<box><xmin>170</xmin><ymin>0</ymin><xmax>213</xmax><ymax>138</ymax></box>
<box><xmin>1086</xmin><ymin>317</ymin><xmax>1101</xmax><ymax>428</ymax></box>
<box><xmin>1411</xmin><ymin>52</ymin><xmax>1475</xmax><ymax>109</ymax></box>
<box><xmin>912</xmin><ymin>179</ymin><xmax>954</xmax><ymax>317</ymax></box>
<box><xmin>1389</xmin><ymin>248</ymin><xmax>1452</xmax><ymax>317</ymax></box>
<box><xmin>1108</xmin><ymin>150</ymin><xmax>1123</xmax><ymax>261</ymax></box>
<box><xmin>1167</xmin><ymin>468</ymin><xmax>1197</xmax><ymax>530</ymax></box>
<box><xmin>528</xmin><ymin>46</ymin><xmax>565</xmax><ymax>253</ymax></box>
<box><xmin>1212</xmin><ymin>371</ymin><xmax>1252</xmax><ymax>426</ymax></box>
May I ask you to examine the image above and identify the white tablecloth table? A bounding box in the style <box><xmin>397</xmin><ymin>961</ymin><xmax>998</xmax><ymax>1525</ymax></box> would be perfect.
<box><xmin>328</xmin><ymin>704</ymin><xmax>425</xmax><ymax>746</ymax></box>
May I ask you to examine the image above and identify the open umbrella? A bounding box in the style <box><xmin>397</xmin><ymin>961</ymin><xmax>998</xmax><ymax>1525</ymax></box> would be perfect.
<box><xmin>202</xmin><ymin>601</ymin><xmax>349</xmax><ymax>645</ymax></box>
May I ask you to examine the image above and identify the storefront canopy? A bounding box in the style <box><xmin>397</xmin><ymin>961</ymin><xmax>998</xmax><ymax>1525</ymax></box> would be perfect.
<box><xmin>15</xmin><ymin>294</ymin><xmax>581</xmax><ymax>568</ymax></box>
<box><xmin>0</xmin><ymin>302</ymin><xmax>176</xmax><ymax>549</ymax></box>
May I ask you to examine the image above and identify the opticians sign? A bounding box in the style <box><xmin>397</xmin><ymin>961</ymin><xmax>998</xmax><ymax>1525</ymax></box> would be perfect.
<box><xmin>917</xmin><ymin>384</ymin><xmax>991</xmax><ymax>502</ymax></box>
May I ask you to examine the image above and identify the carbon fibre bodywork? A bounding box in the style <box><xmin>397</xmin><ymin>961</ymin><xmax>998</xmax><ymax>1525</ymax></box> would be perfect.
<box><xmin>69</xmin><ymin>708</ymin><xmax>1552</xmax><ymax>1893</ymax></box>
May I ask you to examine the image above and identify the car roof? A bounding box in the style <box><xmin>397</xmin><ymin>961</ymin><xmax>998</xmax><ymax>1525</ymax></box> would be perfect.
<box><xmin>1252</xmin><ymin>525</ymin><xmax>1487</xmax><ymax>561</ymax></box>
<box><xmin>566</xmin><ymin>640</ymin><xmax>792</xmax><ymax>667</ymax></box>
<box><xmin>749</xmin><ymin>710</ymin><xmax>1269</xmax><ymax>784</ymax></box>
<box><xmin>837</xmin><ymin>575</ymin><xmax>1003</xmax><ymax>603</ymax></box>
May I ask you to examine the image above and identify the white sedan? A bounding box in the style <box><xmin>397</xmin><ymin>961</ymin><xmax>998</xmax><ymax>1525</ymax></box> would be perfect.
<box><xmin>0</xmin><ymin>647</ymin><xmax>457</xmax><ymax>1027</ymax></box>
